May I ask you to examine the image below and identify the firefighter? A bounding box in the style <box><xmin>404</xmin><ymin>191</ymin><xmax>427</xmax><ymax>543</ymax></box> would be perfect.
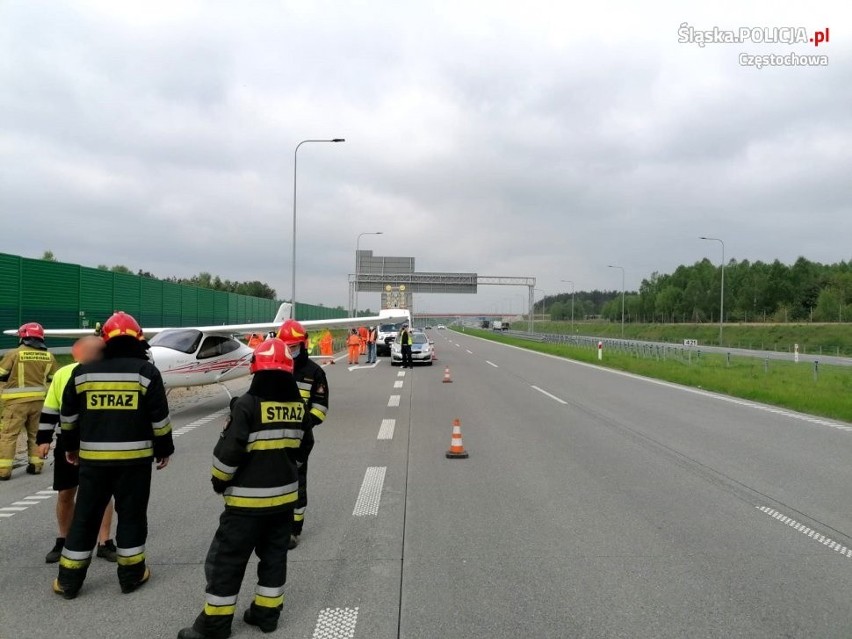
<box><xmin>399</xmin><ymin>323</ymin><xmax>414</xmax><ymax>369</ymax></box>
<box><xmin>277</xmin><ymin>319</ymin><xmax>329</xmax><ymax>548</ymax></box>
<box><xmin>54</xmin><ymin>312</ymin><xmax>173</xmax><ymax>600</ymax></box>
<box><xmin>178</xmin><ymin>338</ymin><xmax>310</xmax><ymax>639</ymax></box>
<box><xmin>0</xmin><ymin>322</ymin><xmax>59</xmax><ymax>480</ymax></box>
<box><xmin>247</xmin><ymin>333</ymin><xmax>263</xmax><ymax>348</ymax></box>
<box><xmin>366</xmin><ymin>325</ymin><xmax>378</xmax><ymax>364</ymax></box>
<box><xmin>347</xmin><ymin>329</ymin><xmax>361</xmax><ymax>365</ymax></box>
<box><xmin>38</xmin><ymin>336</ymin><xmax>117</xmax><ymax>563</ymax></box>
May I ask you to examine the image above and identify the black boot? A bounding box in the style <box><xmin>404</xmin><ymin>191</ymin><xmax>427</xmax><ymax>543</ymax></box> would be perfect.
<box><xmin>46</xmin><ymin>538</ymin><xmax>65</xmax><ymax>563</ymax></box>
<box><xmin>244</xmin><ymin>608</ymin><xmax>278</xmax><ymax>633</ymax></box>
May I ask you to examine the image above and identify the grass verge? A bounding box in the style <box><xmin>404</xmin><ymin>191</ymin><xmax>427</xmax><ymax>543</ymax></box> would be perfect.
<box><xmin>458</xmin><ymin>328</ymin><xmax>852</xmax><ymax>423</ymax></box>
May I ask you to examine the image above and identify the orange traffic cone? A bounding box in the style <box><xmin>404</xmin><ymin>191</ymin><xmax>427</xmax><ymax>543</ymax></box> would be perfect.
<box><xmin>446</xmin><ymin>419</ymin><xmax>468</xmax><ymax>458</ymax></box>
<box><xmin>442</xmin><ymin>366</ymin><xmax>453</xmax><ymax>383</ymax></box>
<box><xmin>432</xmin><ymin>347</ymin><xmax>438</xmax><ymax>362</ymax></box>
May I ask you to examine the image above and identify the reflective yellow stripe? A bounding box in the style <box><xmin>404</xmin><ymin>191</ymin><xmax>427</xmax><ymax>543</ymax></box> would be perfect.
<box><xmin>204</xmin><ymin>603</ymin><xmax>236</xmax><ymax>616</ymax></box>
<box><xmin>223</xmin><ymin>493</ymin><xmax>297</xmax><ymax>509</ymax></box>
<box><xmin>116</xmin><ymin>553</ymin><xmax>145</xmax><ymax>566</ymax></box>
<box><xmin>153</xmin><ymin>424</ymin><xmax>172</xmax><ymax>437</ymax></box>
<box><xmin>77</xmin><ymin>381</ymin><xmax>147</xmax><ymax>395</ymax></box>
<box><xmin>293</xmin><ymin>512</ymin><xmax>305</xmax><ymax>522</ymax></box>
<box><xmin>59</xmin><ymin>557</ymin><xmax>90</xmax><ymax>569</ymax></box>
<box><xmin>211</xmin><ymin>467</ymin><xmax>233</xmax><ymax>481</ymax></box>
<box><xmin>246</xmin><ymin>439</ymin><xmax>301</xmax><ymax>452</ymax></box>
<box><xmin>0</xmin><ymin>391</ymin><xmax>46</xmax><ymax>400</ymax></box>
<box><xmin>0</xmin><ymin>459</ymin><xmax>14</xmax><ymax>469</ymax></box>
<box><xmin>79</xmin><ymin>448</ymin><xmax>153</xmax><ymax>461</ymax></box>
<box><xmin>254</xmin><ymin>594</ymin><xmax>285</xmax><ymax>608</ymax></box>
<box><xmin>310</xmin><ymin>407</ymin><xmax>326</xmax><ymax>421</ymax></box>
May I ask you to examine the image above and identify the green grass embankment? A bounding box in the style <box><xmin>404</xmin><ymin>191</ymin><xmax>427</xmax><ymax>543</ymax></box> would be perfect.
<box><xmin>516</xmin><ymin>321</ymin><xmax>852</xmax><ymax>356</ymax></box>
<box><xmin>460</xmin><ymin>328</ymin><xmax>852</xmax><ymax>423</ymax></box>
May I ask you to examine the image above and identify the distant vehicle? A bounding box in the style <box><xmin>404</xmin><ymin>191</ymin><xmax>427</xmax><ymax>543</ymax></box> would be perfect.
<box><xmin>480</xmin><ymin>320</ymin><xmax>490</xmax><ymax>329</ymax></box>
<box><xmin>424</xmin><ymin>325</ymin><xmax>432</xmax><ymax>330</ymax></box>
<box><xmin>436</xmin><ymin>324</ymin><xmax>446</xmax><ymax>330</ymax></box>
<box><xmin>391</xmin><ymin>331</ymin><xmax>433</xmax><ymax>366</ymax></box>
<box><xmin>492</xmin><ymin>320</ymin><xmax>503</xmax><ymax>331</ymax></box>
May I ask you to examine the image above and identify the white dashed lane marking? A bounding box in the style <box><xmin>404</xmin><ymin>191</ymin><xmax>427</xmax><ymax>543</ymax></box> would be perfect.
<box><xmin>388</xmin><ymin>395</ymin><xmax>400</xmax><ymax>407</ymax></box>
<box><xmin>486</xmin><ymin>361</ymin><xmax>498</xmax><ymax>368</ymax></box>
<box><xmin>377</xmin><ymin>419</ymin><xmax>396</xmax><ymax>440</ymax></box>
<box><xmin>466</xmin><ymin>349</ymin><xmax>473</xmax><ymax>354</ymax></box>
<box><xmin>172</xmin><ymin>408</ymin><xmax>229</xmax><ymax>439</ymax></box>
<box><xmin>1</xmin><ymin>408</ymin><xmax>227</xmax><ymax>522</ymax></box>
<box><xmin>393</xmin><ymin>380</ymin><xmax>404</xmax><ymax>388</ymax></box>
<box><xmin>531</xmin><ymin>385</ymin><xmax>568</xmax><ymax>405</ymax></box>
<box><xmin>397</xmin><ymin>371</ymin><xmax>405</xmax><ymax>377</ymax></box>
<box><xmin>758</xmin><ymin>506</ymin><xmax>852</xmax><ymax>559</ymax></box>
<box><xmin>312</xmin><ymin>607</ymin><xmax>359</xmax><ymax>639</ymax></box>
<box><xmin>353</xmin><ymin>467</ymin><xmax>386</xmax><ymax>516</ymax></box>
<box><xmin>0</xmin><ymin>487</ymin><xmax>56</xmax><ymax>520</ymax></box>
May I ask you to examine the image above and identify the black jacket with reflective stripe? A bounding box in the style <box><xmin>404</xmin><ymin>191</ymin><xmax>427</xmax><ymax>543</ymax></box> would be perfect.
<box><xmin>294</xmin><ymin>356</ymin><xmax>328</xmax><ymax>462</ymax></box>
<box><xmin>211</xmin><ymin>373</ymin><xmax>311</xmax><ymax>514</ymax></box>
<box><xmin>60</xmin><ymin>358</ymin><xmax>173</xmax><ymax>466</ymax></box>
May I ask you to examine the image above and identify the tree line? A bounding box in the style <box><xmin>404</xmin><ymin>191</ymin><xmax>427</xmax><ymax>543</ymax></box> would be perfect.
<box><xmin>41</xmin><ymin>251</ymin><xmax>277</xmax><ymax>300</ymax></box>
<box><xmin>542</xmin><ymin>257</ymin><xmax>852</xmax><ymax>324</ymax></box>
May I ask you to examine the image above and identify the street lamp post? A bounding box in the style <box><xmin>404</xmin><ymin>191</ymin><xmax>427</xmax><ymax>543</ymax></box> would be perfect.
<box><xmin>700</xmin><ymin>236</ymin><xmax>725</xmax><ymax>345</ymax></box>
<box><xmin>607</xmin><ymin>265</ymin><xmax>625</xmax><ymax>338</ymax></box>
<box><xmin>291</xmin><ymin>138</ymin><xmax>345</xmax><ymax>310</ymax></box>
<box><xmin>561</xmin><ymin>279</ymin><xmax>575</xmax><ymax>334</ymax></box>
<box><xmin>353</xmin><ymin>231</ymin><xmax>383</xmax><ymax>317</ymax></box>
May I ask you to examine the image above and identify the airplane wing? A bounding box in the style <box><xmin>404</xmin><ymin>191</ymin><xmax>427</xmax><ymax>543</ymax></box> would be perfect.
<box><xmin>3</xmin><ymin>305</ymin><xmax>411</xmax><ymax>339</ymax></box>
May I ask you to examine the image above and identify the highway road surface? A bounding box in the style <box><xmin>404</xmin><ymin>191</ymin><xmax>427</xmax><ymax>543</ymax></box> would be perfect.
<box><xmin>2</xmin><ymin>331</ymin><xmax>852</xmax><ymax>638</ymax></box>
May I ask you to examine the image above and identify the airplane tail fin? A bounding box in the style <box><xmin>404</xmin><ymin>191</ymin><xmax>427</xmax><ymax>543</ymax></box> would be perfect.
<box><xmin>273</xmin><ymin>303</ymin><xmax>293</xmax><ymax>325</ymax></box>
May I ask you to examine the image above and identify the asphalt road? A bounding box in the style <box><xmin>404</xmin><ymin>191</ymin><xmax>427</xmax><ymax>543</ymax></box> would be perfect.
<box><xmin>2</xmin><ymin>335</ymin><xmax>852</xmax><ymax>638</ymax></box>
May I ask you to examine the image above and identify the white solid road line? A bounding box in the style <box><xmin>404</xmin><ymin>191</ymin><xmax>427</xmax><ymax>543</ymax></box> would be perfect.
<box><xmin>388</xmin><ymin>395</ymin><xmax>401</xmax><ymax>407</ymax></box>
<box><xmin>531</xmin><ymin>385</ymin><xmax>569</xmax><ymax>405</ymax></box>
<box><xmin>486</xmin><ymin>361</ymin><xmax>499</xmax><ymax>368</ymax></box>
<box><xmin>394</xmin><ymin>380</ymin><xmax>404</xmax><ymax>388</ymax></box>
<box><xmin>312</xmin><ymin>607</ymin><xmax>359</xmax><ymax>639</ymax></box>
<box><xmin>378</xmin><ymin>418</ymin><xmax>396</xmax><ymax>440</ymax></box>
<box><xmin>353</xmin><ymin>467</ymin><xmax>386</xmax><ymax>517</ymax></box>
<box><xmin>757</xmin><ymin>506</ymin><xmax>852</xmax><ymax>559</ymax></box>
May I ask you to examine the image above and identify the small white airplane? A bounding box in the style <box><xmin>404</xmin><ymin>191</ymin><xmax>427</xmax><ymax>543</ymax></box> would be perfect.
<box><xmin>3</xmin><ymin>304</ymin><xmax>410</xmax><ymax>390</ymax></box>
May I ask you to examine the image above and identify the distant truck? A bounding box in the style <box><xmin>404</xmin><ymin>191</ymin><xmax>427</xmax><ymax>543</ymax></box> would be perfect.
<box><xmin>492</xmin><ymin>320</ymin><xmax>506</xmax><ymax>331</ymax></box>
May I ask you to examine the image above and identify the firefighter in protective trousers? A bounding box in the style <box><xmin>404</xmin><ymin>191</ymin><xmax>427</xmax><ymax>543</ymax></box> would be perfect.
<box><xmin>0</xmin><ymin>322</ymin><xmax>59</xmax><ymax>479</ymax></box>
<box><xmin>277</xmin><ymin>319</ymin><xmax>329</xmax><ymax>548</ymax></box>
<box><xmin>179</xmin><ymin>338</ymin><xmax>312</xmax><ymax>639</ymax></box>
<box><xmin>55</xmin><ymin>312</ymin><xmax>173</xmax><ymax>599</ymax></box>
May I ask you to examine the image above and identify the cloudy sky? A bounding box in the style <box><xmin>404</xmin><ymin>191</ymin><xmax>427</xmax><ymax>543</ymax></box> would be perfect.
<box><xmin>2</xmin><ymin>0</ymin><xmax>850</xmax><ymax>315</ymax></box>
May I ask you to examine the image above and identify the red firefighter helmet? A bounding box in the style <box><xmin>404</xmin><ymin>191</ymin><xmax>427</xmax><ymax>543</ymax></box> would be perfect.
<box><xmin>276</xmin><ymin>319</ymin><xmax>308</xmax><ymax>346</ymax></box>
<box><xmin>18</xmin><ymin>322</ymin><xmax>45</xmax><ymax>340</ymax></box>
<box><xmin>250</xmin><ymin>338</ymin><xmax>294</xmax><ymax>374</ymax></box>
<box><xmin>101</xmin><ymin>312</ymin><xmax>143</xmax><ymax>343</ymax></box>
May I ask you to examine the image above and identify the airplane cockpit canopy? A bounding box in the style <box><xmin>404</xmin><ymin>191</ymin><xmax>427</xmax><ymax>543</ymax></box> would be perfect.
<box><xmin>149</xmin><ymin>329</ymin><xmax>203</xmax><ymax>354</ymax></box>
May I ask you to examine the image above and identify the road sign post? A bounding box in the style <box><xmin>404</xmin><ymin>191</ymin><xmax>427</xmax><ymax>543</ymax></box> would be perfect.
<box><xmin>598</xmin><ymin>341</ymin><xmax>603</xmax><ymax>361</ymax></box>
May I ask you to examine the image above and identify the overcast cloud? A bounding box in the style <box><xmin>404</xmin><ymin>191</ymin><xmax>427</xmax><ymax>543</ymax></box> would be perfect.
<box><xmin>2</xmin><ymin>0</ymin><xmax>850</xmax><ymax>314</ymax></box>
